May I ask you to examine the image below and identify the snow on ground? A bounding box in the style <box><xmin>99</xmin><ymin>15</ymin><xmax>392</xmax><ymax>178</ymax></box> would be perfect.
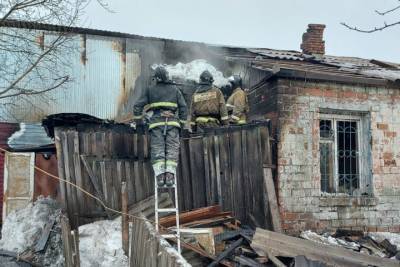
<box><xmin>154</xmin><ymin>59</ymin><xmax>230</xmax><ymax>88</ymax></box>
<box><xmin>300</xmin><ymin>230</ymin><xmax>360</xmax><ymax>250</ymax></box>
<box><xmin>0</xmin><ymin>197</ymin><xmax>64</xmax><ymax>266</ymax></box>
<box><xmin>78</xmin><ymin>217</ymin><xmax>128</xmax><ymax>267</ymax></box>
<box><xmin>0</xmin><ymin>196</ymin><xmax>60</xmax><ymax>253</ymax></box>
<box><xmin>369</xmin><ymin>232</ymin><xmax>400</xmax><ymax>250</ymax></box>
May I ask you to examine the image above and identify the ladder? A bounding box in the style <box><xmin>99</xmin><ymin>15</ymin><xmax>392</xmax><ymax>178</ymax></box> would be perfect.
<box><xmin>154</xmin><ymin>175</ymin><xmax>181</xmax><ymax>254</ymax></box>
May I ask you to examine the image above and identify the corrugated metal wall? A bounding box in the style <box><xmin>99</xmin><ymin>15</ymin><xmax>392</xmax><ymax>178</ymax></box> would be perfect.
<box><xmin>0</xmin><ymin>29</ymin><xmax>166</xmax><ymax>122</ymax></box>
<box><xmin>0</xmin><ymin>123</ymin><xmax>19</xmax><ymax>222</ymax></box>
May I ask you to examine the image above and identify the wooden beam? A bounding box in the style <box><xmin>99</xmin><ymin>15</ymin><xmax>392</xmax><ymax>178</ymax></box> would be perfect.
<box><xmin>263</xmin><ymin>168</ymin><xmax>282</xmax><ymax>232</ymax></box>
<box><xmin>251</xmin><ymin>228</ymin><xmax>399</xmax><ymax>267</ymax></box>
<box><xmin>121</xmin><ymin>182</ymin><xmax>129</xmax><ymax>256</ymax></box>
<box><xmin>159</xmin><ymin>205</ymin><xmax>222</xmax><ymax>228</ymax></box>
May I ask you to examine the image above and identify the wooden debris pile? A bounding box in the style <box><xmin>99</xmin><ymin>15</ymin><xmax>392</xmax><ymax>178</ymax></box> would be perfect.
<box><xmin>159</xmin><ymin>205</ymin><xmax>266</xmax><ymax>267</ymax></box>
<box><xmin>301</xmin><ymin>229</ymin><xmax>400</xmax><ymax>260</ymax></box>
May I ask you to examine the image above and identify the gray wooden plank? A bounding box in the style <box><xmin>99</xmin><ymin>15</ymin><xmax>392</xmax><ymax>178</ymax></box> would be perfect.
<box><xmin>263</xmin><ymin>167</ymin><xmax>282</xmax><ymax>232</ymax></box>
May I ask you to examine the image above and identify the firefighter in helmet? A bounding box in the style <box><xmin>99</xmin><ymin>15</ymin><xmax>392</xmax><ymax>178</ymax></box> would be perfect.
<box><xmin>190</xmin><ymin>70</ymin><xmax>228</xmax><ymax>131</ymax></box>
<box><xmin>133</xmin><ymin>66</ymin><xmax>187</xmax><ymax>187</ymax></box>
<box><xmin>226</xmin><ymin>75</ymin><xmax>249</xmax><ymax>124</ymax></box>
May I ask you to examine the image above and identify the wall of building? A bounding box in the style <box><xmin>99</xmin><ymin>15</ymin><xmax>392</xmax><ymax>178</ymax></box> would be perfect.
<box><xmin>273</xmin><ymin>78</ymin><xmax>400</xmax><ymax>234</ymax></box>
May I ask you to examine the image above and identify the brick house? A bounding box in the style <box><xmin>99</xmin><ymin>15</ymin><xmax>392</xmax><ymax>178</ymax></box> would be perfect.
<box><xmin>1</xmin><ymin>21</ymin><xmax>400</xmax><ymax>234</ymax></box>
<box><xmin>225</xmin><ymin>24</ymin><xmax>400</xmax><ymax>234</ymax></box>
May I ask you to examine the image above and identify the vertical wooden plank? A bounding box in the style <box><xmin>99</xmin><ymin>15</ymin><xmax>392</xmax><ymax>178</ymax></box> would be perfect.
<box><xmin>134</xmin><ymin>161</ymin><xmax>144</xmax><ymax>201</ymax></box>
<box><xmin>241</xmin><ymin>128</ymin><xmax>250</xmax><ymax>223</ymax></box>
<box><xmin>72</xmin><ymin>229</ymin><xmax>80</xmax><ymax>267</ymax></box>
<box><xmin>73</xmin><ymin>131</ymin><xmax>85</xmax><ymax>220</ymax></box>
<box><xmin>219</xmin><ymin>133</ymin><xmax>232</xmax><ymax>212</ymax></box>
<box><xmin>214</xmin><ymin>135</ymin><xmax>222</xmax><ymax>207</ymax></box>
<box><xmin>178</xmin><ymin>138</ymin><xmax>192</xmax><ymax>210</ymax></box>
<box><xmin>125</xmin><ymin>161</ymin><xmax>135</xmax><ymax>204</ymax></box>
<box><xmin>203</xmin><ymin>137</ymin><xmax>211</xmax><ymax>206</ymax></box>
<box><xmin>189</xmin><ymin>137</ymin><xmax>206</xmax><ymax>208</ymax></box>
<box><xmin>260</xmin><ymin>126</ymin><xmax>272</xmax><ymax>166</ymax></box>
<box><xmin>54</xmin><ymin>128</ymin><xmax>68</xmax><ymax>212</ymax></box>
<box><xmin>62</xmin><ymin>131</ymin><xmax>76</xmax><ymax>225</ymax></box>
<box><xmin>121</xmin><ymin>182</ymin><xmax>129</xmax><ymax>256</ymax></box>
<box><xmin>230</xmin><ymin>130</ymin><xmax>245</xmax><ymax>221</ymax></box>
<box><xmin>61</xmin><ymin>215</ymin><xmax>73</xmax><ymax>267</ymax></box>
<box><xmin>208</xmin><ymin>136</ymin><xmax>217</xmax><ymax>204</ymax></box>
<box><xmin>263</xmin><ymin>167</ymin><xmax>282</xmax><ymax>232</ymax></box>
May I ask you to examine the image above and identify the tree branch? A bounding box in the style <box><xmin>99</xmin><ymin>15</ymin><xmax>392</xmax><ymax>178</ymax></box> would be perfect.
<box><xmin>341</xmin><ymin>20</ymin><xmax>400</xmax><ymax>33</ymax></box>
<box><xmin>375</xmin><ymin>1</ymin><xmax>400</xmax><ymax>16</ymax></box>
<box><xmin>0</xmin><ymin>76</ymin><xmax>69</xmax><ymax>99</ymax></box>
<box><xmin>0</xmin><ymin>34</ymin><xmax>65</xmax><ymax>97</ymax></box>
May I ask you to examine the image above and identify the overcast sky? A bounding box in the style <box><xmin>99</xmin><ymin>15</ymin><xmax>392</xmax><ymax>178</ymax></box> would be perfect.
<box><xmin>84</xmin><ymin>0</ymin><xmax>400</xmax><ymax>62</ymax></box>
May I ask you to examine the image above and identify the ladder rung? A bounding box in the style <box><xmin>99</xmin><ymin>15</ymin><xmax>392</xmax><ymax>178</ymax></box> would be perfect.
<box><xmin>157</xmin><ymin>208</ymin><xmax>177</xmax><ymax>213</ymax></box>
<box><xmin>161</xmin><ymin>234</ymin><xmax>176</xmax><ymax>239</ymax></box>
<box><xmin>157</xmin><ymin>185</ymin><xmax>176</xmax><ymax>189</ymax></box>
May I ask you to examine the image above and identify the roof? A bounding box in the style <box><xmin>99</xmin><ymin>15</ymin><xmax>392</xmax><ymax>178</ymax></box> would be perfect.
<box><xmin>2</xmin><ymin>19</ymin><xmax>400</xmax><ymax>87</ymax></box>
<box><xmin>7</xmin><ymin>123</ymin><xmax>54</xmax><ymax>151</ymax></box>
<box><xmin>218</xmin><ymin>47</ymin><xmax>400</xmax><ymax>87</ymax></box>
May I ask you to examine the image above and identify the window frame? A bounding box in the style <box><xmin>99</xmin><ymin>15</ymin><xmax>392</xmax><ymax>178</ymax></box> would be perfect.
<box><xmin>319</xmin><ymin>113</ymin><xmax>364</xmax><ymax>195</ymax></box>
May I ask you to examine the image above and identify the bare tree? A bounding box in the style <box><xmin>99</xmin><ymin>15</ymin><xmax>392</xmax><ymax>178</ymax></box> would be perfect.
<box><xmin>342</xmin><ymin>0</ymin><xmax>400</xmax><ymax>33</ymax></box>
<box><xmin>0</xmin><ymin>0</ymin><xmax>109</xmax><ymax>120</ymax></box>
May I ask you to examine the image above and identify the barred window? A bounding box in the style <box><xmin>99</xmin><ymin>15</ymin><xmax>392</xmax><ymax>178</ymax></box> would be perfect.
<box><xmin>319</xmin><ymin>115</ymin><xmax>362</xmax><ymax>195</ymax></box>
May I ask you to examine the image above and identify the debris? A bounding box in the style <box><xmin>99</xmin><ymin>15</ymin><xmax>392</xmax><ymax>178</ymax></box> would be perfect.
<box><xmin>252</xmin><ymin>228</ymin><xmax>399</xmax><ymax>267</ymax></box>
<box><xmin>368</xmin><ymin>232</ymin><xmax>400</xmax><ymax>250</ymax></box>
<box><xmin>300</xmin><ymin>230</ymin><xmax>360</xmax><ymax>250</ymax></box>
<box><xmin>0</xmin><ymin>197</ymin><xmax>64</xmax><ymax>267</ymax></box>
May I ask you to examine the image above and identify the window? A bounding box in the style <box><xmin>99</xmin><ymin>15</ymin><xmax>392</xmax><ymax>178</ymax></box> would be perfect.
<box><xmin>319</xmin><ymin>114</ymin><xmax>364</xmax><ymax>195</ymax></box>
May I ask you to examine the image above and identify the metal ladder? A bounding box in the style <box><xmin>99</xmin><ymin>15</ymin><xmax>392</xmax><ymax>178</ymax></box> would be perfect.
<box><xmin>154</xmin><ymin>175</ymin><xmax>181</xmax><ymax>254</ymax></box>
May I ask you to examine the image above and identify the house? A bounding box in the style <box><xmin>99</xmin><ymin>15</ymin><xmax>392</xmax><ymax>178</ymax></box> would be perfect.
<box><xmin>1</xmin><ymin>20</ymin><xmax>400</xmax><ymax>234</ymax></box>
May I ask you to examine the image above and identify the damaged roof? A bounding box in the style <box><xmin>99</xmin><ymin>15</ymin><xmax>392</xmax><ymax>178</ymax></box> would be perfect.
<box><xmin>2</xmin><ymin>19</ymin><xmax>400</xmax><ymax>87</ymax></box>
<box><xmin>216</xmin><ymin>47</ymin><xmax>400</xmax><ymax>86</ymax></box>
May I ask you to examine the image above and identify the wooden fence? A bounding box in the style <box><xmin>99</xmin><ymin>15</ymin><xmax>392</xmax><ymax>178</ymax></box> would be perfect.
<box><xmin>130</xmin><ymin>214</ymin><xmax>189</xmax><ymax>267</ymax></box>
<box><xmin>54</xmin><ymin>121</ymin><xmax>273</xmax><ymax>229</ymax></box>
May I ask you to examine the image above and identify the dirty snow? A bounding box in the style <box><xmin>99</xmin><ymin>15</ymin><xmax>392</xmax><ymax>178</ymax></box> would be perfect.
<box><xmin>369</xmin><ymin>232</ymin><xmax>400</xmax><ymax>250</ymax></box>
<box><xmin>300</xmin><ymin>230</ymin><xmax>360</xmax><ymax>250</ymax></box>
<box><xmin>0</xmin><ymin>196</ymin><xmax>64</xmax><ymax>266</ymax></box>
<box><xmin>154</xmin><ymin>59</ymin><xmax>230</xmax><ymax>88</ymax></box>
<box><xmin>78</xmin><ymin>217</ymin><xmax>128</xmax><ymax>267</ymax></box>
<box><xmin>320</xmin><ymin>192</ymin><xmax>349</xmax><ymax>197</ymax></box>
<box><xmin>0</xmin><ymin>196</ymin><xmax>60</xmax><ymax>253</ymax></box>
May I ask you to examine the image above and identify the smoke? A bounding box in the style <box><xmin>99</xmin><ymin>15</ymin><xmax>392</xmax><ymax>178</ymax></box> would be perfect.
<box><xmin>153</xmin><ymin>59</ymin><xmax>230</xmax><ymax>88</ymax></box>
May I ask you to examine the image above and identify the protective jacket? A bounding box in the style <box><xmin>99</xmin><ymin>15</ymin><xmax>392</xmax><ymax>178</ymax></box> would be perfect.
<box><xmin>190</xmin><ymin>84</ymin><xmax>228</xmax><ymax>126</ymax></box>
<box><xmin>226</xmin><ymin>87</ymin><xmax>249</xmax><ymax>124</ymax></box>
<box><xmin>133</xmin><ymin>82</ymin><xmax>187</xmax><ymax>130</ymax></box>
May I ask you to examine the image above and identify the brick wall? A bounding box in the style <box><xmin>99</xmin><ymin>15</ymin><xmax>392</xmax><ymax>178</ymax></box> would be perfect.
<box><xmin>275</xmin><ymin>79</ymin><xmax>400</xmax><ymax>234</ymax></box>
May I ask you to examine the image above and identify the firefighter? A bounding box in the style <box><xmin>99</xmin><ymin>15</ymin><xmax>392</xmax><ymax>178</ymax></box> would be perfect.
<box><xmin>133</xmin><ymin>66</ymin><xmax>187</xmax><ymax>187</ymax></box>
<box><xmin>190</xmin><ymin>70</ymin><xmax>229</xmax><ymax>131</ymax></box>
<box><xmin>226</xmin><ymin>75</ymin><xmax>249</xmax><ymax>124</ymax></box>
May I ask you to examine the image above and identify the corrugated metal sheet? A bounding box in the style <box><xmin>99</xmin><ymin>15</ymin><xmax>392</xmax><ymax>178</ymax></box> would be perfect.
<box><xmin>0</xmin><ymin>123</ymin><xmax>19</xmax><ymax>222</ymax></box>
<box><xmin>0</xmin><ymin>30</ymin><xmax>147</xmax><ymax>122</ymax></box>
<box><xmin>8</xmin><ymin>123</ymin><xmax>53</xmax><ymax>151</ymax></box>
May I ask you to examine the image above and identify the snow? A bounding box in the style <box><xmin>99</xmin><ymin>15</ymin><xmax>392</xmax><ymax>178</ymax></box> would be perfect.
<box><xmin>300</xmin><ymin>230</ymin><xmax>360</xmax><ymax>250</ymax></box>
<box><xmin>78</xmin><ymin>217</ymin><xmax>128</xmax><ymax>267</ymax></box>
<box><xmin>320</xmin><ymin>192</ymin><xmax>349</xmax><ymax>197</ymax></box>
<box><xmin>0</xmin><ymin>196</ymin><xmax>64</xmax><ymax>266</ymax></box>
<box><xmin>369</xmin><ymin>232</ymin><xmax>400</xmax><ymax>250</ymax></box>
<box><xmin>0</xmin><ymin>196</ymin><xmax>60</xmax><ymax>253</ymax></box>
<box><xmin>154</xmin><ymin>59</ymin><xmax>230</xmax><ymax>88</ymax></box>
<box><xmin>360</xmin><ymin>69</ymin><xmax>400</xmax><ymax>81</ymax></box>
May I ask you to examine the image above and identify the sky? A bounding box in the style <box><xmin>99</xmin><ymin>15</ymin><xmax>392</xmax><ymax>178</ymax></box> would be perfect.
<box><xmin>84</xmin><ymin>0</ymin><xmax>400</xmax><ymax>62</ymax></box>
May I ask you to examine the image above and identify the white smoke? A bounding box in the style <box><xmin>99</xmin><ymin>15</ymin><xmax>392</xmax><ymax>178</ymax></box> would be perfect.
<box><xmin>153</xmin><ymin>59</ymin><xmax>230</xmax><ymax>88</ymax></box>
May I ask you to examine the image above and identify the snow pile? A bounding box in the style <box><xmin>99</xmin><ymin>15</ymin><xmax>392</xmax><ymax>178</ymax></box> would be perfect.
<box><xmin>0</xmin><ymin>197</ymin><xmax>60</xmax><ymax>252</ymax></box>
<box><xmin>154</xmin><ymin>59</ymin><xmax>230</xmax><ymax>88</ymax></box>
<box><xmin>300</xmin><ymin>230</ymin><xmax>360</xmax><ymax>250</ymax></box>
<box><xmin>79</xmin><ymin>217</ymin><xmax>128</xmax><ymax>267</ymax></box>
<box><xmin>0</xmin><ymin>196</ymin><xmax>64</xmax><ymax>266</ymax></box>
<box><xmin>369</xmin><ymin>232</ymin><xmax>400</xmax><ymax>250</ymax></box>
